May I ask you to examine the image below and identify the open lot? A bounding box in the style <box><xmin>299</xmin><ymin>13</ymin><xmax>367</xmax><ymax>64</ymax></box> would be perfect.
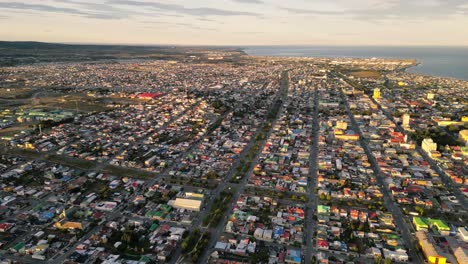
<box><xmin>0</xmin><ymin>87</ymin><xmax>37</xmax><ymax>99</ymax></box>
<box><xmin>347</xmin><ymin>70</ymin><xmax>381</xmax><ymax>79</ymax></box>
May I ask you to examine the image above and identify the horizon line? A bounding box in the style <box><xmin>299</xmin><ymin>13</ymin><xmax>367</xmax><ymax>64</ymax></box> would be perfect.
<box><xmin>2</xmin><ymin>40</ymin><xmax>468</xmax><ymax>48</ymax></box>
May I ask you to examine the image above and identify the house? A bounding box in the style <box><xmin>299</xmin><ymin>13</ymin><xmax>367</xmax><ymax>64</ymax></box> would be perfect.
<box><xmin>10</xmin><ymin>242</ymin><xmax>25</xmax><ymax>253</ymax></box>
<box><xmin>413</xmin><ymin>217</ymin><xmax>428</xmax><ymax>230</ymax></box>
<box><xmin>54</xmin><ymin>220</ymin><xmax>83</xmax><ymax>230</ymax></box>
<box><xmin>383</xmin><ymin>248</ymin><xmax>409</xmax><ymax>262</ymax></box>
<box><xmin>168</xmin><ymin>198</ymin><xmax>201</xmax><ymax>211</ymax></box>
<box><xmin>317</xmin><ymin>239</ymin><xmax>329</xmax><ymax>250</ymax></box>
<box><xmin>416</xmin><ymin>231</ymin><xmax>447</xmax><ymax>264</ymax></box>
<box><xmin>458</xmin><ymin>227</ymin><xmax>468</xmax><ymax>242</ymax></box>
<box><xmin>0</xmin><ymin>223</ymin><xmax>14</xmax><ymax>232</ymax></box>
<box><xmin>285</xmin><ymin>248</ymin><xmax>301</xmax><ymax>264</ymax></box>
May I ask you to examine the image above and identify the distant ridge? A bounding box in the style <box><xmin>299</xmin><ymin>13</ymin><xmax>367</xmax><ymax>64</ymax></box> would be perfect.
<box><xmin>0</xmin><ymin>41</ymin><xmax>246</xmax><ymax>67</ymax></box>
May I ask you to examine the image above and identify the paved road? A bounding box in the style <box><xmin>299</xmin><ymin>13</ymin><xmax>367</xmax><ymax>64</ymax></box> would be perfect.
<box><xmin>0</xmin><ymin>104</ymin><xmax>226</xmax><ymax>264</ymax></box>
<box><xmin>344</xmin><ymin>73</ymin><xmax>467</xmax><ymax>210</ymax></box>
<box><xmin>368</xmin><ymin>96</ymin><xmax>468</xmax><ymax>210</ymax></box>
<box><xmin>337</xmin><ymin>80</ymin><xmax>423</xmax><ymax>264</ymax></box>
<box><xmin>170</xmin><ymin>100</ymin><xmax>274</xmax><ymax>264</ymax></box>
<box><xmin>106</xmin><ymin>98</ymin><xmax>203</xmax><ymax>167</ymax></box>
<box><xmin>196</xmin><ymin>70</ymin><xmax>290</xmax><ymax>264</ymax></box>
<box><xmin>304</xmin><ymin>83</ymin><xmax>320</xmax><ymax>264</ymax></box>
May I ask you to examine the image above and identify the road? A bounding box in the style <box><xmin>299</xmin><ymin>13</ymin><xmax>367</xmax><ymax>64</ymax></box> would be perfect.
<box><xmin>170</xmin><ymin>99</ymin><xmax>272</xmax><ymax>264</ymax></box>
<box><xmin>196</xmin><ymin>70</ymin><xmax>290</xmax><ymax>264</ymax></box>
<box><xmin>0</xmin><ymin>104</ymin><xmax>227</xmax><ymax>264</ymax></box>
<box><xmin>369</xmin><ymin>96</ymin><xmax>467</xmax><ymax>210</ymax></box>
<box><xmin>344</xmin><ymin>73</ymin><xmax>467</xmax><ymax>210</ymax></box>
<box><xmin>304</xmin><ymin>83</ymin><xmax>320</xmax><ymax>264</ymax></box>
<box><xmin>337</xmin><ymin>80</ymin><xmax>424</xmax><ymax>264</ymax></box>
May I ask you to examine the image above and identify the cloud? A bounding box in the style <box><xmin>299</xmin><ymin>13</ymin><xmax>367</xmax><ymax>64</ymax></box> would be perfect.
<box><xmin>51</xmin><ymin>0</ymin><xmax>143</xmax><ymax>19</ymax></box>
<box><xmin>0</xmin><ymin>1</ymin><xmax>130</xmax><ymax>19</ymax></box>
<box><xmin>282</xmin><ymin>7</ymin><xmax>344</xmax><ymax>15</ymax></box>
<box><xmin>142</xmin><ymin>20</ymin><xmax>215</xmax><ymax>31</ymax></box>
<box><xmin>350</xmin><ymin>0</ymin><xmax>468</xmax><ymax>21</ymax></box>
<box><xmin>279</xmin><ymin>0</ymin><xmax>467</xmax><ymax>22</ymax></box>
<box><xmin>231</xmin><ymin>0</ymin><xmax>264</xmax><ymax>4</ymax></box>
<box><xmin>110</xmin><ymin>0</ymin><xmax>261</xmax><ymax>17</ymax></box>
<box><xmin>0</xmin><ymin>2</ymin><xmax>87</xmax><ymax>15</ymax></box>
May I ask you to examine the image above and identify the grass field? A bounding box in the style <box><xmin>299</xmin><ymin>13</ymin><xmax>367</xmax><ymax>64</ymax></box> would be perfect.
<box><xmin>0</xmin><ymin>123</ymin><xmax>34</xmax><ymax>137</ymax></box>
<box><xmin>0</xmin><ymin>87</ymin><xmax>36</xmax><ymax>99</ymax></box>
<box><xmin>103</xmin><ymin>164</ymin><xmax>157</xmax><ymax>179</ymax></box>
<box><xmin>348</xmin><ymin>70</ymin><xmax>382</xmax><ymax>79</ymax></box>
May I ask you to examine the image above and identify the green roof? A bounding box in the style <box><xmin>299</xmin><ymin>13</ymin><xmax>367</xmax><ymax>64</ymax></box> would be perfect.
<box><xmin>145</xmin><ymin>210</ymin><xmax>163</xmax><ymax>218</ymax></box>
<box><xmin>12</xmin><ymin>242</ymin><xmax>25</xmax><ymax>251</ymax></box>
<box><xmin>160</xmin><ymin>204</ymin><xmax>172</xmax><ymax>212</ymax></box>
<box><xmin>139</xmin><ymin>256</ymin><xmax>153</xmax><ymax>262</ymax></box>
<box><xmin>413</xmin><ymin>217</ymin><xmax>428</xmax><ymax>228</ymax></box>
<box><xmin>149</xmin><ymin>223</ymin><xmax>158</xmax><ymax>232</ymax></box>
<box><xmin>317</xmin><ymin>205</ymin><xmax>330</xmax><ymax>214</ymax></box>
<box><xmin>427</xmin><ymin>218</ymin><xmax>450</xmax><ymax>231</ymax></box>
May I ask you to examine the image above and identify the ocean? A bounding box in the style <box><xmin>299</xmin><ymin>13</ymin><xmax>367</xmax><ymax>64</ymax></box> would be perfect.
<box><xmin>243</xmin><ymin>46</ymin><xmax>468</xmax><ymax>80</ymax></box>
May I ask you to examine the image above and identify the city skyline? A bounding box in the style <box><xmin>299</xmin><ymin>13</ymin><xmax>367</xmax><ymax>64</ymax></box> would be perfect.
<box><xmin>1</xmin><ymin>0</ymin><xmax>468</xmax><ymax>46</ymax></box>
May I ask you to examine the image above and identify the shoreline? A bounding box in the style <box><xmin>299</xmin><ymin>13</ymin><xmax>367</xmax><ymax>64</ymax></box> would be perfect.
<box><xmin>243</xmin><ymin>49</ymin><xmax>467</xmax><ymax>81</ymax></box>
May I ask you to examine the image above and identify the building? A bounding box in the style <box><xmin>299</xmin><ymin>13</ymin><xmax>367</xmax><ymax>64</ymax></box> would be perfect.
<box><xmin>383</xmin><ymin>248</ymin><xmax>409</xmax><ymax>262</ymax></box>
<box><xmin>422</xmin><ymin>138</ymin><xmax>437</xmax><ymax>154</ymax></box>
<box><xmin>416</xmin><ymin>231</ymin><xmax>447</xmax><ymax>264</ymax></box>
<box><xmin>452</xmin><ymin>244</ymin><xmax>468</xmax><ymax>264</ymax></box>
<box><xmin>54</xmin><ymin>220</ymin><xmax>83</xmax><ymax>230</ymax></box>
<box><xmin>459</xmin><ymin>130</ymin><xmax>468</xmax><ymax>145</ymax></box>
<box><xmin>413</xmin><ymin>217</ymin><xmax>428</xmax><ymax>230</ymax></box>
<box><xmin>0</xmin><ymin>223</ymin><xmax>14</xmax><ymax>232</ymax></box>
<box><xmin>373</xmin><ymin>88</ymin><xmax>381</xmax><ymax>99</ymax></box>
<box><xmin>169</xmin><ymin>198</ymin><xmax>201</xmax><ymax>211</ymax></box>
<box><xmin>336</xmin><ymin>121</ymin><xmax>348</xmax><ymax>130</ymax></box>
<box><xmin>136</xmin><ymin>93</ymin><xmax>164</xmax><ymax>100</ymax></box>
<box><xmin>335</xmin><ymin>134</ymin><xmax>360</xmax><ymax>141</ymax></box>
<box><xmin>285</xmin><ymin>248</ymin><xmax>302</xmax><ymax>264</ymax></box>
<box><xmin>458</xmin><ymin>227</ymin><xmax>468</xmax><ymax>242</ymax></box>
<box><xmin>427</xmin><ymin>93</ymin><xmax>435</xmax><ymax>100</ymax></box>
<box><xmin>317</xmin><ymin>205</ymin><xmax>330</xmax><ymax>214</ymax></box>
<box><xmin>413</xmin><ymin>217</ymin><xmax>450</xmax><ymax>234</ymax></box>
<box><xmin>426</xmin><ymin>218</ymin><xmax>450</xmax><ymax>234</ymax></box>
<box><xmin>402</xmin><ymin>114</ymin><xmax>410</xmax><ymax>127</ymax></box>
<box><xmin>446</xmin><ymin>236</ymin><xmax>468</xmax><ymax>264</ymax></box>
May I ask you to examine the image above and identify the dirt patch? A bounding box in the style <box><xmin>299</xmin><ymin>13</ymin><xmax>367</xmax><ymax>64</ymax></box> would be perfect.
<box><xmin>348</xmin><ymin>70</ymin><xmax>381</xmax><ymax>79</ymax></box>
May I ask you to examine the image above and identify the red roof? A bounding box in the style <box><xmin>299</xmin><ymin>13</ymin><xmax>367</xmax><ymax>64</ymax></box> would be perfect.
<box><xmin>137</xmin><ymin>93</ymin><xmax>164</xmax><ymax>99</ymax></box>
<box><xmin>317</xmin><ymin>240</ymin><xmax>329</xmax><ymax>247</ymax></box>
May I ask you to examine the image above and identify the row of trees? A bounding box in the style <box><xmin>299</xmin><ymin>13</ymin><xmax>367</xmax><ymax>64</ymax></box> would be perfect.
<box><xmin>181</xmin><ymin>229</ymin><xmax>210</xmax><ymax>263</ymax></box>
<box><xmin>202</xmin><ymin>189</ymin><xmax>234</xmax><ymax>227</ymax></box>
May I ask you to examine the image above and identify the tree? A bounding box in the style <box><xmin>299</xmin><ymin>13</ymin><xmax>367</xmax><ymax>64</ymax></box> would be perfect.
<box><xmin>374</xmin><ymin>256</ymin><xmax>383</xmax><ymax>264</ymax></box>
<box><xmin>251</xmin><ymin>248</ymin><xmax>269</xmax><ymax>264</ymax></box>
<box><xmin>319</xmin><ymin>193</ymin><xmax>326</xmax><ymax>200</ymax></box>
<box><xmin>415</xmin><ymin>206</ymin><xmax>424</xmax><ymax>216</ymax></box>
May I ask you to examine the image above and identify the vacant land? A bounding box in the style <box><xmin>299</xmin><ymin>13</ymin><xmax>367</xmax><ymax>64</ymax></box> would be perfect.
<box><xmin>35</xmin><ymin>94</ymin><xmax>111</xmax><ymax>113</ymax></box>
<box><xmin>0</xmin><ymin>123</ymin><xmax>34</xmax><ymax>138</ymax></box>
<box><xmin>0</xmin><ymin>87</ymin><xmax>37</xmax><ymax>99</ymax></box>
<box><xmin>348</xmin><ymin>70</ymin><xmax>381</xmax><ymax>79</ymax></box>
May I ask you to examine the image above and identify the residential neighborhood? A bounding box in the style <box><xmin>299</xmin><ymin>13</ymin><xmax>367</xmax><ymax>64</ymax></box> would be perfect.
<box><xmin>0</xmin><ymin>53</ymin><xmax>466</xmax><ymax>264</ymax></box>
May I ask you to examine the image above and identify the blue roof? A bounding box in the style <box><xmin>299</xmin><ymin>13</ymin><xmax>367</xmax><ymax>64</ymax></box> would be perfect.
<box><xmin>275</xmin><ymin>228</ymin><xmax>284</xmax><ymax>235</ymax></box>
<box><xmin>41</xmin><ymin>211</ymin><xmax>54</xmax><ymax>219</ymax></box>
<box><xmin>61</xmin><ymin>176</ymin><xmax>71</xmax><ymax>182</ymax></box>
<box><xmin>289</xmin><ymin>248</ymin><xmax>301</xmax><ymax>258</ymax></box>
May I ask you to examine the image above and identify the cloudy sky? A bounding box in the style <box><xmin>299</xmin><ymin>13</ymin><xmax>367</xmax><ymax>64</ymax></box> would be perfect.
<box><xmin>1</xmin><ymin>0</ymin><xmax>468</xmax><ymax>45</ymax></box>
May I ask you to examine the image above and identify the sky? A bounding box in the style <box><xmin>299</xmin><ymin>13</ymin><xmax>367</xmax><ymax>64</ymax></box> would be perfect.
<box><xmin>1</xmin><ymin>0</ymin><xmax>468</xmax><ymax>46</ymax></box>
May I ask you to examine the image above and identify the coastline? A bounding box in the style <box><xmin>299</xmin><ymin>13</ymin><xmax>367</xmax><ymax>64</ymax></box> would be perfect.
<box><xmin>243</xmin><ymin>46</ymin><xmax>468</xmax><ymax>81</ymax></box>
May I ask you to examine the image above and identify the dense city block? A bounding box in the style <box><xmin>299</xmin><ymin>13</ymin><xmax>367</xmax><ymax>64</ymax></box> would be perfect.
<box><xmin>0</xmin><ymin>50</ymin><xmax>467</xmax><ymax>264</ymax></box>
